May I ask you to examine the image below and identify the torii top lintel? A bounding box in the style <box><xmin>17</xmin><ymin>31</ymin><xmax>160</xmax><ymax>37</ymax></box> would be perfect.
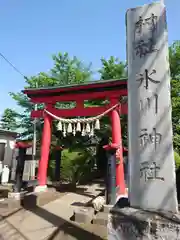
<box><xmin>23</xmin><ymin>78</ymin><xmax>128</xmax><ymax>118</ymax></box>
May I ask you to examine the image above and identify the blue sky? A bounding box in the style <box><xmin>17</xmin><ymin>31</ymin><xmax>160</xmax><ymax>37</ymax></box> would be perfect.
<box><xmin>0</xmin><ymin>0</ymin><xmax>179</xmax><ymax>115</ymax></box>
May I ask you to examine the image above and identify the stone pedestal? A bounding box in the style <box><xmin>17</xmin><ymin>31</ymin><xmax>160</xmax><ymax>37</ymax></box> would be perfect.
<box><xmin>108</xmin><ymin>207</ymin><xmax>180</xmax><ymax>240</ymax></box>
<box><xmin>93</xmin><ymin>212</ymin><xmax>108</xmax><ymax>226</ymax></box>
<box><xmin>0</xmin><ymin>184</ymin><xmax>14</xmax><ymax>198</ymax></box>
<box><xmin>8</xmin><ymin>191</ymin><xmax>25</xmax><ymax>201</ymax></box>
<box><xmin>74</xmin><ymin>208</ymin><xmax>94</xmax><ymax>224</ymax></box>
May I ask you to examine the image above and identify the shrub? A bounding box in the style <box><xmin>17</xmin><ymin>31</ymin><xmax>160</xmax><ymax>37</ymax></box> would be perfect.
<box><xmin>175</xmin><ymin>151</ymin><xmax>180</xmax><ymax>169</ymax></box>
<box><xmin>47</xmin><ymin>159</ymin><xmax>56</xmax><ymax>181</ymax></box>
<box><xmin>60</xmin><ymin>149</ymin><xmax>95</xmax><ymax>185</ymax></box>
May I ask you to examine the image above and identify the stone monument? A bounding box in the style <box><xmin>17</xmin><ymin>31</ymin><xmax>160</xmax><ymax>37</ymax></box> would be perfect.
<box><xmin>108</xmin><ymin>2</ymin><xmax>180</xmax><ymax>239</ymax></box>
<box><xmin>127</xmin><ymin>1</ymin><xmax>177</xmax><ymax>213</ymax></box>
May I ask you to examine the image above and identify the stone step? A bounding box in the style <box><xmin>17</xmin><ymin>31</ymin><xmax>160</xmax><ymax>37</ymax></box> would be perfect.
<box><xmin>22</xmin><ymin>187</ymin><xmax>60</xmax><ymax>208</ymax></box>
<box><xmin>92</xmin><ymin>212</ymin><xmax>108</xmax><ymax>226</ymax></box>
<box><xmin>0</xmin><ymin>219</ymin><xmax>25</xmax><ymax>239</ymax></box>
<box><xmin>0</xmin><ymin>198</ymin><xmax>22</xmax><ymax>212</ymax></box>
<box><xmin>50</xmin><ymin>222</ymin><xmax>107</xmax><ymax>240</ymax></box>
<box><xmin>0</xmin><ymin>187</ymin><xmax>59</xmax><ymax>213</ymax></box>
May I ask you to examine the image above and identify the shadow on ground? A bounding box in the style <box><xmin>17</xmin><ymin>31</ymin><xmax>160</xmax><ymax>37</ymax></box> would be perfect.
<box><xmin>47</xmin><ymin>178</ymin><xmax>105</xmax><ymax>210</ymax></box>
<box><xmin>0</xmin><ymin>178</ymin><xmax>106</xmax><ymax>239</ymax></box>
<box><xmin>21</xmin><ymin>196</ymin><xmax>104</xmax><ymax>240</ymax></box>
<box><xmin>71</xmin><ymin>190</ymin><xmax>105</xmax><ymax>208</ymax></box>
<box><xmin>0</xmin><ymin>207</ymin><xmax>29</xmax><ymax>240</ymax></box>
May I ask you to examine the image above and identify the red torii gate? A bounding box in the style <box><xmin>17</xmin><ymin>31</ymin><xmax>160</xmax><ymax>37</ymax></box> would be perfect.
<box><xmin>23</xmin><ymin>79</ymin><xmax>128</xmax><ymax>197</ymax></box>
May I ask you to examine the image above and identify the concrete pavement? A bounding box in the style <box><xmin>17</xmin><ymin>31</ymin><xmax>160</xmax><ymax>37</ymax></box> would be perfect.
<box><xmin>0</xmin><ymin>181</ymin><xmax>107</xmax><ymax>240</ymax></box>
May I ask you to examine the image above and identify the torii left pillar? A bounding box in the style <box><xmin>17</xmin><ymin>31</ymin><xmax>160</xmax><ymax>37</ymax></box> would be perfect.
<box><xmin>35</xmin><ymin>112</ymin><xmax>52</xmax><ymax>192</ymax></box>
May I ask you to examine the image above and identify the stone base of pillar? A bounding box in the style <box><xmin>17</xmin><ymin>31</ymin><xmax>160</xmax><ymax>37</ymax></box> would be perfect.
<box><xmin>108</xmin><ymin>207</ymin><xmax>180</xmax><ymax>240</ymax></box>
<box><xmin>34</xmin><ymin>185</ymin><xmax>47</xmax><ymax>193</ymax></box>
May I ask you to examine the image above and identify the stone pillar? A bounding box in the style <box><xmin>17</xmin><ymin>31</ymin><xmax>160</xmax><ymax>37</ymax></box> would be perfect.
<box><xmin>127</xmin><ymin>2</ymin><xmax>178</xmax><ymax>212</ymax></box>
<box><xmin>35</xmin><ymin>113</ymin><xmax>52</xmax><ymax>192</ymax></box>
<box><xmin>54</xmin><ymin>146</ymin><xmax>62</xmax><ymax>181</ymax></box>
<box><xmin>111</xmin><ymin>109</ymin><xmax>126</xmax><ymax>198</ymax></box>
<box><xmin>104</xmin><ymin>147</ymin><xmax>117</xmax><ymax>205</ymax></box>
<box><xmin>13</xmin><ymin>147</ymin><xmax>26</xmax><ymax>192</ymax></box>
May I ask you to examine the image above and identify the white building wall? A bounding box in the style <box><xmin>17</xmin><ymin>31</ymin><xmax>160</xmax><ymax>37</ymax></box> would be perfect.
<box><xmin>0</xmin><ymin>134</ymin><xmax>15</xmax><ymax>168</ymax></box>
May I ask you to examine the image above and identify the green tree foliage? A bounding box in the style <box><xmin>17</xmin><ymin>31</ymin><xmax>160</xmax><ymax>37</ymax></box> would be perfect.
<box><xmin>51</xmin><ymin>52</ymin><xmax>92</xmax><ymax>85</ymax></box>
<box><xmin>175</xmin><ymin>151</ymin><xmax>180</xmax><ymax>169</ymax></box>
<box><xmin>97</xmin><ymin>42</ymin><xmax>180</xmax><ymax>151</ymax></box>
<box><xmin>169</xmin><ymin>41</ymin><xmax>180</xmax><ymax>80</ymax></box>
<box><xmin>9</xmin><ymin>74</ymin><xmax>52</xmax><ymax>140</ymax></box>
<box><xmin>59</xmin><ymin>149</ymin><xmax>94</xmax><ymax>185</ymax></box>
<box><xmin>98</xmin><ymin>57</ymin><xmax>128</xmax><ymax>147</ymax></box>
<box><xmin>99</xmin><ymin>56</ymin><xmax>127</xmax><ymax>80</ymax></box>
<box><xmin>169</xmin><ymin>41</ymin><xmax>180</xmax><ymax>153</ymax></box>
<box><xmin>0</xmin><ymin>108</ymin><xmax>19</xmax><ymax>131</ymax></box>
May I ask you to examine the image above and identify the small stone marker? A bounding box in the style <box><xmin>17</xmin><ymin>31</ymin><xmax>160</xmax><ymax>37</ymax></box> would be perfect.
<box><xmin>103</xmin><ymin>204</ymin><xmax>113</xmax><ymax>213</ymax></box>
<box><xmin>93</xmin><ymin>212</ymin><xmax>108</xmax><ymax>226</ymax></box>
<box><xmin>126</xmin><ymin>2</ymin><xmax>178</xmax><ymax>212</ymax></box>
<box><xmin>74</xmin><ymin>208</ymin><xmax>94</xmax><ymax>224</ymax></box>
